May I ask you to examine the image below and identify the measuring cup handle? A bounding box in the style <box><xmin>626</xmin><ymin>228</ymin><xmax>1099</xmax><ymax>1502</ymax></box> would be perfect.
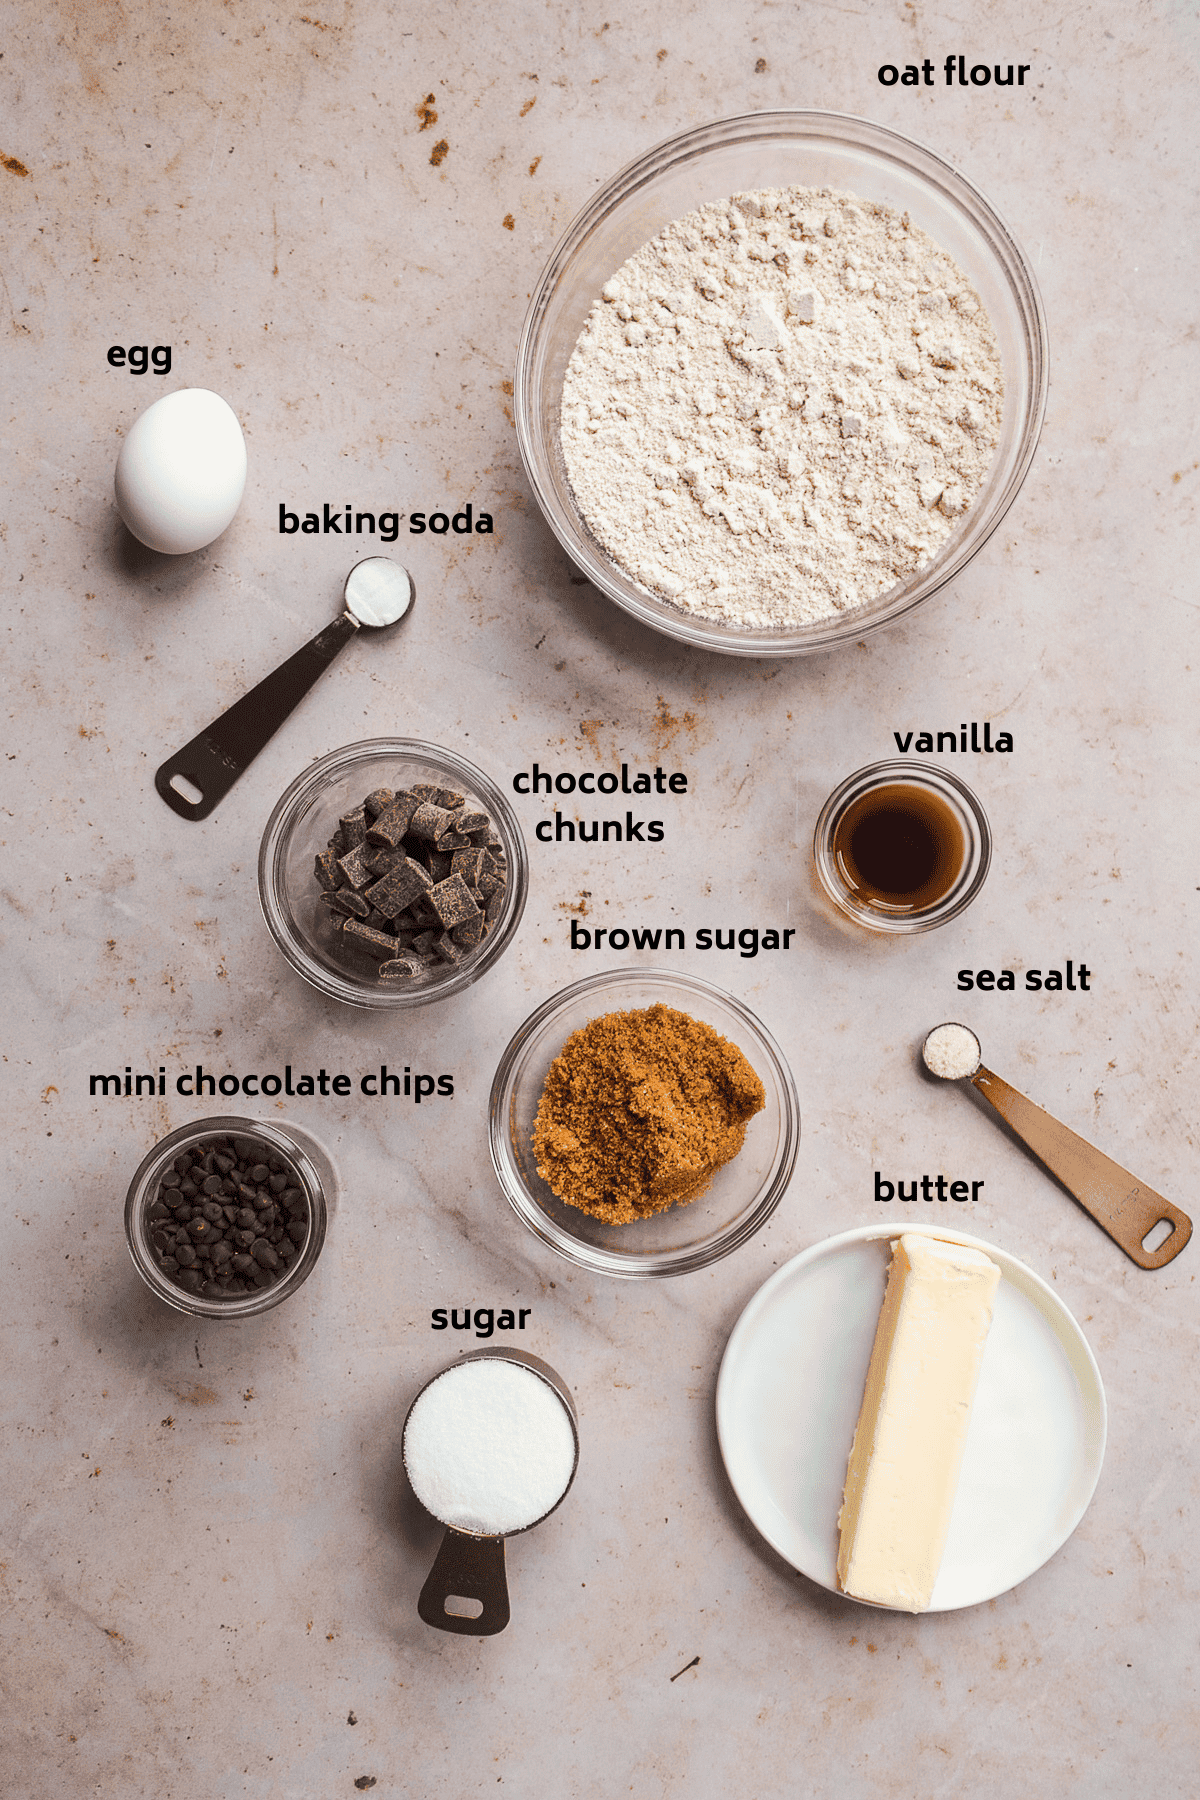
<box><xmin>417</xmin><ymin>1527</ymin><xmax>511</xmax><ymax>1636</ymax></box>
<box><xmin>155</xmin><ymin>612</ymin><xmax>359</xmax><ymax>820</ymax></box>
<box><xmin>972</xmin><ymin>1065</ymin><xmax>1192</xmax><ymax>1269</ymax></box>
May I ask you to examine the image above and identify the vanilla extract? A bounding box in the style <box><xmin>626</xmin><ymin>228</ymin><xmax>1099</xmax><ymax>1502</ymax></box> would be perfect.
<box><xmin>833</xmin><ymin>782</ymin><xmax>966</xmax><ymax>912</ymax></box>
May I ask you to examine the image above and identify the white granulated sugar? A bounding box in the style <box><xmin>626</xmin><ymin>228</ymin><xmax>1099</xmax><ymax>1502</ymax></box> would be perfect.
<box><xmin>560</xmin><ymin>186</ymin><xmax>1004</xmax><ymax>629</ymax></box>
<box><xmin>923</xmin><ymin>1023</ymin><xmax>982</xmax><ymax>1080</ymax></box>
<box><xmin>403</xmin><ymin>1359</ymin><xmax>576</xmax><ymax>1536</ymax></box>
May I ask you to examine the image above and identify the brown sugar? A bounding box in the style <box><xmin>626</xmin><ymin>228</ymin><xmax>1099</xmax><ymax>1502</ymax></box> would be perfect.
<box><xmin>532</xmin><ymin>1003</ymin><xmax>766</xmax><ymax>1224</ymax></box>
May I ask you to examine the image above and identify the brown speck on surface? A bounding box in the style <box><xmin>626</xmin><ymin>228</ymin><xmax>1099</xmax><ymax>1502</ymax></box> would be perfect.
<box><xmin>754</xmin><ymin>56</ymin><xmax>768</xmax><ymax>72</ymax></box>
<box><xmin>528</xmin><ymin>155</ymin><xmax>541</xmax><ymax>176</ymax></box>
<box><xmin>519</xmin><ymin>96</ymin><xmax>536</xmax><ymax>116</ymax></box>
<box><xmin>416</xmin><ymin>92</ymin><xmax>437</xmax><ymax>130</ymax></box>
<box><xmin>501</xmin><ymin>379</ymin><xmax>514</xmax><ymax>396</ymax></box>
<box><xmin>652</xmin><ymin>694</ymin><xmax>700</xmax><ymax>756</ymax></box>
<box><xmin>557</xmin><ymin>891</ymin><xmax>592</xmax><ymax>918</ymax></box>
<box><xmin>658</xmin><ymin>48</ymin><xmax>668</xmax><ymax>60</ymax></box>
<box><xmin>354</xmin><ymin>1780</ymin><xmax>377</xmax><ymax>1792</ymax></box>
<box><xmin>867</xmin><ymin>1642</ymin><xmax>878</xmax><ymax>1653</ymax></box>
<box><xmin>161</xmin><ymin>1416</ymin><xmax>174</xmax><ymax>1428</ymax></box>
<box><xmin>299</xmin><ymin>13</ymin><xmax>331</xmax><ymax>28</ymax></box>
<box><xmin>170</xmin><ymin>1383</ymin><xmax>218</xmax><ymax>1407</ymax></box>
<box><xmin>502</xmin><ymin>212</ymin><xmax>515</xmax><ymax>230</ymax></box>
<box><xmin>347</xmin><ymin>1711</ymin><xmax>358</xmax><ymax>1725</ymax></box>
<box><xmin>2</xmin><ymin>153</ymin><xmax>29</xmax><ymax>177</ymax></box>
<box><xmin>429</xmin><ymin>138</ymin><xmax>449</xmax><ymax>167</ymax></box>
<box><xmin>578</xmin><ymin>719</ymin><xmax>605</xmax><ymax>759</ymax></box>
<box><xmin>243</xmin><ymin>1388</ymin><xmax>254</xmax><ymax>1402</ymax></box>
<box><xmin>670</xmin><ymin>1655</ymin><xmax>700</xmax><ymax>1681</ymax></box>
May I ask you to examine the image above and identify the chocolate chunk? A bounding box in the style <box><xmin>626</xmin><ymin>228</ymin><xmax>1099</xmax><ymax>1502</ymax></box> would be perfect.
<box><xmin>378</xmin><ymin>956</ymin><xmax>421</xmax><ymax>981</ymax></box>
<box><xmin>363</xmin><ymin>787</ymin><xmax>395</xmax><ymax>818</ymax></box>
<box><xmin>314</xmin><ymin>849</ymin><xmax>342</xmax><ymax>893</ymax></box>
<box><xmin>339</xmin><ymin>807</ymin><xmax>368</xmax><ymax>850</ymax></box>
<box><xmin>408</xmin><ymin>800</ymin><xmax>455</xmax><ymax>843</ymax></box>
<box><xmin>336</xmin><ymin>842</ymin><xmax>376</xmax><ymax>891</ymax></box>
<box><xmin>427</xmin><ymin>873</ymin><xmax>481</xmax><ymax>930</ymax></box>
<box><xmin>321</xmin><ymin>889</ymin><xmax>370</xmax><ymax>919</ymax></box>
<box><xmin>450</xmin><ymin>913</ymin><xmax>485</xmax><ymax>952</ymax></box>
<box><xmin>364</xmin><ymin>856</ymin><xmax>433</xmax><ymax>919</ymax></box>
<box><xmin>450</xmin><ymin>848</ymin><xmax>487</xmax><ymax>885</ymax></box>
<box><xmin>432</xmin><ymin>931</ymin><xmax>461</xmax><ymax>963</ymax></box>
<box><xmin>365</xmin><ymin>844</ymin><xmax>409</xmax><ymax>875</ymax></box>
<box><xmin>343</xmin><ymin>919</ymin><xmax>404</xmax><ymax>960</ymax></box>
<box><xmin>366</xmin><ymin>791</ymin><xmax>419</xmax><ymax>848</ymax></box>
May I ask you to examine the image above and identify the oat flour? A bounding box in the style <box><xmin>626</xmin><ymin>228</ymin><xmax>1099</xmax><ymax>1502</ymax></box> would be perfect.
<box><xmin>561</xmin><ymin>186</ymin><xmax>1004</xmax><ymax>630</ymax></box>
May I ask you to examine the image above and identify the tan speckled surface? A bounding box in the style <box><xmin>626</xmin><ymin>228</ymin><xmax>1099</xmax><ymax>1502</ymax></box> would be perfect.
<box><xmin>3</xmin><ymin>4</ymin><xmax>1198</xmax><ymax>1796</ymax></box>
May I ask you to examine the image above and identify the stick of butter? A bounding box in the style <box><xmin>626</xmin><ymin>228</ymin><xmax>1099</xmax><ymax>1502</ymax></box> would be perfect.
<box><xmin>837</xmin><ymin>1233</ymin><xmax>1000</xmax><ymax>1613</ymax></box>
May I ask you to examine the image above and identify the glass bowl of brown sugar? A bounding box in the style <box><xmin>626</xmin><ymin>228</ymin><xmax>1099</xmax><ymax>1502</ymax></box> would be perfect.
<box><xmin>488</xmin><ymin>969</ymin><xmax>800</xmax><ymax>1278</ymax></box>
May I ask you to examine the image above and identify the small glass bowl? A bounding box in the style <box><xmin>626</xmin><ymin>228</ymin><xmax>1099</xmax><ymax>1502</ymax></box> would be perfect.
<box><xmin>258</xmin><ymin>739</ymin><xmax>528</xmax><ymax>1010</ymax></box>
<box><xmin>516</xmin><ymin>109</ymin><xmax>1047</xmax><ymax>657</ymax></box>
<box><xmin>813</xmin><ymin>759</ymin><xmax>991</xmax><ymax>934</ymax></box>
<box><xmin>125</xmin><ymin>1116</ymin><xmax>329</xmax><ymax>1319</ymax></box>
<box><xmin>488</xmin><ymin>969</ymin><xmax>800</xmax><ymax>1278</ymax></box>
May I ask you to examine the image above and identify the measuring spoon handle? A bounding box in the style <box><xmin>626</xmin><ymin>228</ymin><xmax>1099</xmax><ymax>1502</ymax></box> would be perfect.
<box><xmin>972</xmin><ymin>1065</ymin><xmax>1192</xmax><ymax>1269</ymax></box>
<box><xmin>417</xmin><ymin>1527</ymin><xmax>511</xmax><ymax>1635</ymax></box>
<box><xmin>155</xmin><ymin>612</ymin><xmax>359</xmax><ymax>820</ymax></box>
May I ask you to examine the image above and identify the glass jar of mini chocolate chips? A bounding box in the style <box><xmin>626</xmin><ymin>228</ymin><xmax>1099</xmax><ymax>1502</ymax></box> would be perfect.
<box><xmin>125</xmin><ymin>1117</ymin><xmax>330</xmax><ymax>1318</ymax></box>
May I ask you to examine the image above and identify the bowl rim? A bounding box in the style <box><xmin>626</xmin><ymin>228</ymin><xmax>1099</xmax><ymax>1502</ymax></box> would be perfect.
<box><xmin>257</xmin><ymin>736</ymin><xmax>529</xmax><ymax>1010</ymax></box>
<box><xmin>488</xmin><ymin>966</ymin><xmax>801</xmax><ymax>1278</ymax></box>
<box><xmin>515</xmin><ymin>106</ymin><xmax>1048</xmax><ymax>658</ymax></box>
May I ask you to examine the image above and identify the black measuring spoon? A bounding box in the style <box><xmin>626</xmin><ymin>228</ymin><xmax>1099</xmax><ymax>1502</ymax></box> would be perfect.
<box><xmin>155</xmin><ymin>556</ymin><xmax>415</xmax><ymax>820</ymax></box>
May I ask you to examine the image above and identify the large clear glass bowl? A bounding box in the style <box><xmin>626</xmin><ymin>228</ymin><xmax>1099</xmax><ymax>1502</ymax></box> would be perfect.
<box><xmin>516</xmin><ymin>110</ymin><xmax>1047</xmax><ymax>657</ymax></box>
<box><xmin>489</xmin><ymin>969</ymin><xmax>800</xmax><ymax>1278</ymax></box>
<box><xmin>258</xmin><ymin>739</ymin><xmax>528</xmax><ymax>1010</ymax></box>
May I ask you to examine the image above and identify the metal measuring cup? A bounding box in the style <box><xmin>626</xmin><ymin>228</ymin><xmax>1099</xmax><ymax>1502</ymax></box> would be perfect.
<box><xmin>402</xmin><ymin>1347</ymin><xmax>580</xmax><ymax>1636</ymax></box>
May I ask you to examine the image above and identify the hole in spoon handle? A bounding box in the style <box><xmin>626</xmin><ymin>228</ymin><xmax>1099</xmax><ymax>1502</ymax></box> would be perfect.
<box><xmin>154</xmin><ymin>613</ymin><xmax>359</xmax><ymax>820</ymax></box>
<box><xmin>972</xmin><ymin>1066</ymin><xmax>1192</xmax><ymax>1269</ymax></box>
<box><xmin>417</xmin><ymin>1528</ymin><xmax>511</xmax><ymax>1636</ymax></box>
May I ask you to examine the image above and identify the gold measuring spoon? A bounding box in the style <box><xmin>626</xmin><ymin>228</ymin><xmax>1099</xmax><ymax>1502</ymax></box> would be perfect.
<box><xmin>921</xmin><ymin>1023</ymin><xmax>1192</xmax><ymax>1270</ymax></box>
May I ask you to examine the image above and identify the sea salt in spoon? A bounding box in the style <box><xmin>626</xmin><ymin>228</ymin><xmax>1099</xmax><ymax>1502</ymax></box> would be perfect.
<box><xmin>402</xmin><ymin>1348</ymin><xmax>580</xmax><ymax>1636</ymax></box>
<box><xmin>155</xmin><ymin>557</ymin><xmax>415</xmax><ymax>820</ymax></box>
<box><xmin>922</xmin><ymin>1024</ymin><xmax>1192</xmax><ymax>1270</ymax></box>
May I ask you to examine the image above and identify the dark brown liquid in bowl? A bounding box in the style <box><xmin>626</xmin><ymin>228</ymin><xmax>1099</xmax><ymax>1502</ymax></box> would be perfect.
<box><xmin>834</xmin><ymin>783</ymin><xmax>966</xmax><ymax>911</ymax></box>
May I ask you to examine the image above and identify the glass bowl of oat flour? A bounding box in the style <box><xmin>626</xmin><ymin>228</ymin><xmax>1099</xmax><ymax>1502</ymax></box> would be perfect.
<box><xmin>516</xmin><ymin>112</ymin><xmax>1046</xmax><ymax>656</ymax></box>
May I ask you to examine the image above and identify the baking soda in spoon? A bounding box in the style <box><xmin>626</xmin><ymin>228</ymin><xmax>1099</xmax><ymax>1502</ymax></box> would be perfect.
<box><xmin>155</xmin><ymin>557</ymin><xmax>415</xmax><ymax>820</ymax></box>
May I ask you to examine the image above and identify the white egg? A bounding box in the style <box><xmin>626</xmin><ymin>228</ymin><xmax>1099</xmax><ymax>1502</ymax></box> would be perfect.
<box><xmin>114</xmin><ymin>388</ymin><xmax>247</xmax><ymax>554</ymax></box>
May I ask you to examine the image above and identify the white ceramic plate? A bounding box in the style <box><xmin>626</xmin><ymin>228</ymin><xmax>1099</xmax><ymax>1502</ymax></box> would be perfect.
<box><xmin>716</xmin><ymin>1225</ymin><xmax>1107</xmax><ymax>1611</ymax></box>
